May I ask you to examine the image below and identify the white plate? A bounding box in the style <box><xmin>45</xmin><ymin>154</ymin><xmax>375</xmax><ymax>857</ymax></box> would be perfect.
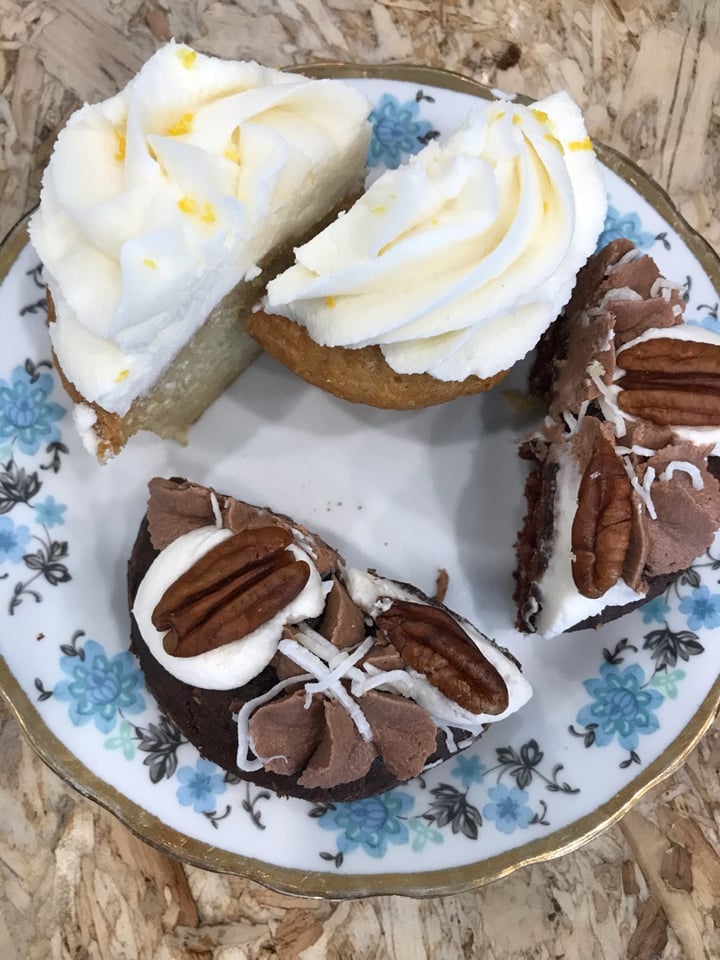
<box><xmin>1</xmin><ymin>65</ymin><xmax>719</xmax><ymax>898</ymax></box>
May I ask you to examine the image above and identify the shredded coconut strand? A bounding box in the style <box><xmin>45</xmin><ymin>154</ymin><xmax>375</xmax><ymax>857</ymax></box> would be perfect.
<box><xmin>562</xmin><ymin>410</ymin><xmax>578</xmax><ymax>434</ymax></box>
<box><xmin>294</xmin><ymin>624</ymin><xmax>343</xmax><ymax>662</ymax></box>
<box><xmin>615</xmin><ymin>444</ymin><xmax>657</xmax><ymax>458</ymax></box>
<box><xmin>562</xmin><ymin>400</ymin><xmax>590</xmax><ymax>436</ymax></box>
<box><xmin>305</xmin><ymin>637</ymin><xmax>374</xmax><ymax>697</ymax></box>
<box><xmin>650</xmin><ymin>276</ymin><xmax>681</xmax><ymax>301</ymax></box>
<box><xmin>606</xmin><ymin>247</ymin><xmax>644</xmax><ymax>272</ymax></box>
<box><xmin>209</xmin><ymin>491</ymin><xmax>222</xmax><ymax>529</ymax></box>
<box><xmin>660</xmin><ymin>460</ymin><xmax>704</xmax><ymax>490</ymax></box>
<box><xmin>587</xmin><ymin>361</ymin><xmax>629</xmax><ymax>437</ymax></box>
<box><xmin>351</xmin><ymin>668</ymin><xmax>415</xmax><ymax>697</ymax></box>
<box><xmin>601</xmin><ymin>286</ymin><xmax>643</xmax><ymax>304</ymax></box>
<box><xmin>623</xmin><ymin>456</ymin><xmax>657</xmax><ymax>520</ymax></box>
<box><xmin>278</xmin><ymin>637</ymin><xmax>374</xmax><ymax>741</ymax></box>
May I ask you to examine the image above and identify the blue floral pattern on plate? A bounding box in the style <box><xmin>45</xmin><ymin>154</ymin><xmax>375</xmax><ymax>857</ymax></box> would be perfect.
<box><xmin>176</xmin><ymin>758</ymin><xmax>228</xmax><ymax>814</ymax></box>
<box><xmin>317</xmin><ymin>791</ymin><xmax>414</xmax><ymax>858</ymax></box>
<box><xmin>1</xmin><ymin>76</ymin><xmax>719</xmax><ymax>891</ymax></box>
<box><xmin>0</xmin><ymin>307</ymin><xmax>71</xmax><ymax>613</ymax></box>
<box><xmin>367</xmin><ymin>91</ymin><xmax>438</xmax><ymax>169</ymax></box>
<box><xmin>576</xmin><ymin>663</ymin><xmax>663</xmax><ymax>751</ymax></box>
<box><xmin>569</xmin><ymin>556</ymin><xmax>711</xmax><ymax>768</ymax></box>
<box><xmin>0</xmin><ymin>364</ymin><xmax>65</xmax><ymax>455</ymax></box>
<box><xmin>678</xmin><ymin>584</ymin><xmax>720</xmax><ymax>630</ymax></box>
<box><xmin>595</xmin><ymin>204</ymin><xmax>658</xmax><ymax>251</ymax></box>
<box><xmin>0</xmin><ymin>516</ymin><xmax>31</xmax><ymax>563</ymax></box>
<box><xmin>483</xmin><ymin>785</ymin><xmax>534</xmax><ymax>835</ymax></box>
<box><xmin>53</xmin><ymin>637</ymin><xmax>145</xmax><ymax>733</ymax></box>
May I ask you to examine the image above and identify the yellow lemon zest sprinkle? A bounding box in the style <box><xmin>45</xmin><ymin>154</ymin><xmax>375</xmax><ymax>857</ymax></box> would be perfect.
<box><xmin>544</xmin><ymin>133</ymin><xmax>564</xmax><ymax>152</ymax></box>
<box><xmin>531</xmin><ymin>109</ymin><xmax>549</xmax><ymax>125</ymax></box>
<box><xmin>142</xmin><ymin>258</ymin><xmax>157</xmax><ymax>270</ymax></box>
<box><xmin>512</xmin><ymin>114</ymin><xmax>522</xmax><ymax>125</ymax></box>
<box><xmin>177</xmin><ymin>48</ymin><xmax>197</xmax><ymax>69</ymax></box>
<box><xmin>325</xmin><ymin>296</ymin><xmax>337</xmax><ymax>308</ymax></box>
<box><xmin>177</xmin><ymin>197</ymin><xmax>217</xmax><ymax>225</ymax></box>
<box><xmin>431</xmin><ymin>218</ymin><xmax>439</xmax><ymax>226</ymax></box>
<box><xmin>495</xmin><ymin>110</ymin><xmax>506</xmax><ymax>120</ymax></box>
<box><xmin>113</xmin><ymin>129</ymin><xmax>126</xmax><ymax>162</ymax></box>
<box><xmin>568</xmin><ymin>137</ymin><xmax>593</xmax><ymax>152</ymax></box>
<box><xmin>543</xmin><ymin>201</ymin><xmax>548</xmax><ymax>213</ymax></box>
<box><xmin>224</xmin><ymin>127</ymin><xmax>242</xmax><ymax>163</ymax></box>
<box><xmin>168</xmin><ymin>113</ymin><xmax>194</xmax><ymax>137</ymax></box>
<box><xmin>370</xmin><ymin>205</ymin><xmax>386</xmax><ymax>215</ymax></box>
<box><xmin>178</xmin><ymin>196</ymin><xmax>197</xmax><ymax>215</ymax></box>
<box><xmin>115</xmin><ymin>369</ymin><xmax>130</xmax><ymax>383</ymax></box>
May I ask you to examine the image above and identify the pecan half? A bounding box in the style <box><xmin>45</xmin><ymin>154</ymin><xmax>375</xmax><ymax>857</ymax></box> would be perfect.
<box><xmin>375</xmin><ymin>600</ymin><xmax>509</xmax><ymax>715</ymax></box>
<box><xmin>571</xmin><ymin>434</ymin><xmax>633</xmax><ymax>598</ymax></box>
<box><xmin>152</xmin><ymin>527</ymin><xmax>310</xmax><ymax>657</ymax></box>
<box><xmin>617</xmin><ymin>337</ymin><xmax>720</xmax><ymax>426</ymax></box>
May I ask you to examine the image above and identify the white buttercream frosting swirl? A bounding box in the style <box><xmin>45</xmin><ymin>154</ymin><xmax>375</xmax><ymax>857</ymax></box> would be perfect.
<box><xmin>29</xmin><ymin>43</ymin><xmax>370</xmax><ymax>415</ymax></box>
<box><xmin>266</xmin><ymin>91</ymin><xmax>607</xmax><ymax>381</ymax></box>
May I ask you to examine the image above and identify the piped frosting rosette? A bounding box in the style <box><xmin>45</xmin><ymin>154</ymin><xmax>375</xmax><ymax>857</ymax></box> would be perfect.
<box><xmin>130</xmin><ymin>479</ymin><xmax>531</xmax><ymax>798</ymax></box>
<box><xmin>266</xmin><ymin>91</ymin><xmax>607</xmax><ymax>382</ymax></box>
<box><xmin>29</xmin><ymin>43</ymin><xmax>370</xmax><ymax>416</ymax></box>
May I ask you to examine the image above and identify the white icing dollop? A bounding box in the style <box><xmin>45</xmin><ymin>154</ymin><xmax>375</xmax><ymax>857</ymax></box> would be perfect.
<box><xmin>266</xmin><ymin>91</ymin><xmax>606</xmax><ymax>381</ymax></box>
<box><xmin>132</xmin><ymin>525</ymin><xmax>326</xmax><ymax>690</ymax></box>
<box><xmin>29</xmin><ymin>43</ymin><xmax>371</xmax><ymax>415</ymax></box>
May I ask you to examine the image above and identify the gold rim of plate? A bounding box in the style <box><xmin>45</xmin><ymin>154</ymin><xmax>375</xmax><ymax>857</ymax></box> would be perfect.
<box><xmin>1</xmin><ymin>62</ymin><xmax>719</xmax><ymax>900</ymax></box>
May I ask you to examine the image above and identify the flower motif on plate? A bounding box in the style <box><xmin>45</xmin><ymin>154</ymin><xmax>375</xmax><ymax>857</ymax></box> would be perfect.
<box><xmin>0</xmin><ymin>515</ymin><xmax>31</xmax><ymax>564</ymax></box>
<box><xmin>176</xmin><ymin>758</ymin><xmax>228</xmax><ymax>814</ymax></box>
<box><xmin>678</xmin><ymin>584</ymin><xmax>720</xmax><ymax>631</ymax></box>
<box><xmin>451</xmin><ymin>753</ymin><xmax>487</xmax><ymax>788</ymax></box>
<box><xmin>0</xmin><ymin>364</ymin><xmax>65</xmax><ymax>456</ymax></box>
<box><xmin>569</xmin><ymin>553</ymin><xmax>709</xmax><ymax>767</ymax></box>
<box><xmin>640</xmin><ymin>596</ymin><xmax>671</xmax><ymax>624</ymax></box>
<box><xmin>595</xmin><ymin>204</ymin><xmax>657</xmax><ymax>252</ymax></box>
<box><xmin>317</xmin><ymin>790</ymin><xmax>414</xmax><ymax>858</ymax></box>
<box><xmin>0</xmin><ymin>295</ymin><xmax>70</xmax><ymax>613</ymax></box>
<box><xmin>367</xmin><ymin>91</ymin><xmax>438</xmax><ymax>169</ymax></box>
<box><xmin>53</xmin><ymin>637</ymin><xmax>145</xmax><ymax>733</ymax></box>
<box><xmin>33</xmin><ymin>494</ymin><xmax>67</xmax><ymax>528</ymax></box>
<box><xmin>576</xmin><ymin>662</ymin><xmax>663</xmax><ymax>752</ymax></box>
<box><xmin>482</xmin><ymin>785</ymin><xmax>534</xmax><ymax>835</ymax></box>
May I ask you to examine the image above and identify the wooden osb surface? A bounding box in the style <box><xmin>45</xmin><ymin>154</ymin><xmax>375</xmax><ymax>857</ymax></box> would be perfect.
<box><xmin>1</xmin><ymin>1</ymin><xmax>719</xmax><ymax>958</ymax></box>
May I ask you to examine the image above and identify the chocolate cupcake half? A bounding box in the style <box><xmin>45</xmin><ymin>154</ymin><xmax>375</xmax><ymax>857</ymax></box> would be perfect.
<box><xmin>515</xmin><ymin>239</ymin><xmax>720</xmax><ymax>637</ymax></box>
<box><xmin>129</xmin><ymin>478</ymin><xmax>532</xmax><ymax>802</ymax></box>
